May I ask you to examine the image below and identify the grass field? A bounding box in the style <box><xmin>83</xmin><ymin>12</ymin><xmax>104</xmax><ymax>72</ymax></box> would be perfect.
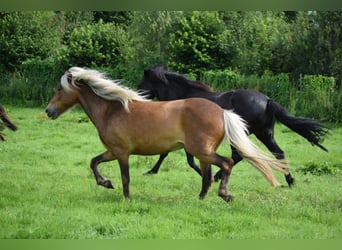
<box><xmin>0</xmin><ymin>105</ymin><xmax>341</xmax><ymax>239</ymax></box>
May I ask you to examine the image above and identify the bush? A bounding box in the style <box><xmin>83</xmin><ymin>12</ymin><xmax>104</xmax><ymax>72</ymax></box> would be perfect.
<box><xmin>295</xmin><ymin>75</ymin><xmax>336</xmax><ymax>120</ymax></box>
<box><xmin>0</xmin><ymin>12</ymin><xmax>61</xmax><ymax>71</ymax></box>
<box><xmin>0</xmin><ymin>58</ymin><xmax>64</xmax><ymax>106</ymax></box>
<box><xmin>199</xmin><ymin>69</ymin><xmax>341</xmax><ymax>121</ymax></box>
<box><xmin>59</xmin><ymin>20</ymin><xmax>130</xmax><ymax>68</ymax></box>
<box><xmin>299</xmin><ymin>161</ymin><xmax>340</xmax><ymax>176</ymax></box>
<box><xmin>201</xmin><ymin>70</ymin><xmax>244</xmax><ymax>91</ymax></box>
<box><xmin>168</xmin><ymin>11</ymin><xmax>236</xmax><ymax>76</ymax></box>
<box><xmin>201</xmin><ymin>70</ymin><xmax>292</xmax><ymax>106</ymax></box>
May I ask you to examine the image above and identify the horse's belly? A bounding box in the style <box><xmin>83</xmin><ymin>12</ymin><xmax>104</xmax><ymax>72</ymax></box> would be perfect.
<box><xmin>131</xmin><ymin>140</ymin><xmax>184</xmax><ymax>155</ymax></box>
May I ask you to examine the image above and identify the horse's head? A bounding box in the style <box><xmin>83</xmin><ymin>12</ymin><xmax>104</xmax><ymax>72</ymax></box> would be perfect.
<box><xmin>137</xmin><ymin>64</ymin><xmax>170</xmax><ymax>99</ymax></box>
<box><xmin>45</xmin><ymin>70</ymin><xmax>79</xmax><ymax>119</ymax></box>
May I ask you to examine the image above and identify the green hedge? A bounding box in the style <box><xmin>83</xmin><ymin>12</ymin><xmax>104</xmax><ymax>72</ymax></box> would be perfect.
<box><xmin>0</xmin><ymin>64</ymin><xmax>341</xmax><ymax>122</ymax></box>
<box><xmin>0</xmin><ymin>58</ymin><xmax>64</xmax><ymax>106</ymax></box>
<box><xmin>201</xmin><ymin>69</ymin><xmax>340</xmax><ymax>122</ymax></box>
<box><xmin>0</xmin><ymin>59</ymin><xmax>142</xmax><ymax>106</ymax></box>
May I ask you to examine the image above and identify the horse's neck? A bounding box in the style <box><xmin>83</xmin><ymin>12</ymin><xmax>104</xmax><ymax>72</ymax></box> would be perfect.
<box><xmin>162</xmin><ymin>81</ymin><xmax>209</xmax><ymax>100</ymax></box>
<box><xmin>77</xmin><ymin>86</ymin><xmax>122</xmax><ymax>130</ymax></box>
<box><xmin>176</xmin><ymin>82</ymin><xmax>216</xmax><ymax>100</ymax></box>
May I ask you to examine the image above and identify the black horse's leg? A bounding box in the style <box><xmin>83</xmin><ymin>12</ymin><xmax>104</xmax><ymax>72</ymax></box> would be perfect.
<box><xmin>90</xmin><ymin>151</ymin><xmax>115</xmax><ymax>189</ymax></box>
<box><xmin>199</xmin><ymin>162</ymin><xmax>213</xmax><ymax>199</ymax></box>
<box><xmin>214</xmin><ymin>145</ymin><xmax>242</xmax><ymax>181</ymax></box>
<box><xmin>186</xmin><ymin>151</ymin><xmax>202</xmax><ymax>176</ymax></box>
<box><xmin>143</xmin><ymin>153</ymin><xmax>169</xmax><ymax>175</ymax></box>
<box><xmin>254</xmin><ymin>129</ymin><xmax>295</xmax><ymax>187</ymax></box>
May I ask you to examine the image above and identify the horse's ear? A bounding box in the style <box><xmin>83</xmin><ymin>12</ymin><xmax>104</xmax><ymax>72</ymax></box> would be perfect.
<box><xmin>144</xmin><ymin>69</ymin><xmax>150</xmax><ymax>77</ymax></box>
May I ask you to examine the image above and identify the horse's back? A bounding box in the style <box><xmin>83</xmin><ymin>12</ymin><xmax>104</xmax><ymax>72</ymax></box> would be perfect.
<box><xmin>217</xmin><ymin>90</ymin><xmax>271</xmax><ymax>128</ymax></box>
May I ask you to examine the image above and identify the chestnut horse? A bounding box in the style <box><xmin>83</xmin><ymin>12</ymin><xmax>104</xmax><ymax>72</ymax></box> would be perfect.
<box><xmin>46</xmin><ymin>67</ymin><xmax>287</xmax><ymax>202</ymax></box>
<box><xmin>0</xmin><ymin>104</ymin><xmax>18</xmax><ymax>141</ymax></box>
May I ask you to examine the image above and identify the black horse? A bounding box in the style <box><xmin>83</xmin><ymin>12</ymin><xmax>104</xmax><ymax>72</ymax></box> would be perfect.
<box><xmin>0</xmin><ymin>104</ymin><xmax>18</xmax><ymax>141</ymax></box>
<box><xmin>137</xmin><ymin>64</ymin><xmax>329</xmax><ymax>186</ymax></box>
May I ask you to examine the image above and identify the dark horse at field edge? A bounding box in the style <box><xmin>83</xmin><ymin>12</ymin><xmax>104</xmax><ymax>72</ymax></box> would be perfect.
<box><xmin>0</xmin><ymin>104</ymin><xmax>18</xmax><ymax>141</ymax></box>
<box><xmin>137</xmin><ymin>64</ymin><xmax>329</xmax><ymax>186</ymax></box>
<box><xmin>45</xmin><ymin>67</ymin><xmax>288</xmax><ymax>202</ymax></box>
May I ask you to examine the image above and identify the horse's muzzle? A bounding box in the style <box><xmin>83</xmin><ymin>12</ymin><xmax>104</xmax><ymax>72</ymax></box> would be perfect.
<box><xmin>45</xmin><ymin>107</ymin><xmax>59</xmax><ymax>120</ymax></box>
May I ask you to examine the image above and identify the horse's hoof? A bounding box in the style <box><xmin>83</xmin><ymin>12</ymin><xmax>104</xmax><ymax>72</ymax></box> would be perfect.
<box><xmin>218</xmin><ymin>191</ymin><xmax>233</xmax><ymax>202</ymax></box>
<box><xmin>219</xmin><ymin>194</ymin><xmax>233</xmax><ymax>202</ymax></box>
<box><xmin>285</xmin><ymin>174</ymin><xmax>295</xmax><ymax>188</ymax></box>
<box><xmin>143</xmin><ymin>171</ymin><xmax>155</xmax><ymax>176</ymax></box>
<box><xmin>103</xmin><ymin>180</ymin><xmax>114</xmax><ymax>189</ymax></box>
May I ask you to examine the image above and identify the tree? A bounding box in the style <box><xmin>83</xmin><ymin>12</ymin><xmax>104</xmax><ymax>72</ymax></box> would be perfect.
<box><xmin>127</xmin><ymin>11</ymin><xmax>180</xmax><ymax>71</ymax></box>
<box><xmin>61</xmin><ymin>20</ymin><xmax>130</xmax><ymax>68</ymax></box>
<box><xmin>167</xmin><ymin>11</ymin><xmax>236</xmax><ymax>76</ymax></box>
<box><xmin>0</xmin><ymin>11</ymin><xmax>61</xmax><ymax>71</ymax></box>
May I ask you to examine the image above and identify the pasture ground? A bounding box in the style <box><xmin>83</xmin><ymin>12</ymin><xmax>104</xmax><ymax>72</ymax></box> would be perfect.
<box><xmin>0</xmin><ymin>105</ymin><xmax>341</xmax><ymax>239</ymax></box>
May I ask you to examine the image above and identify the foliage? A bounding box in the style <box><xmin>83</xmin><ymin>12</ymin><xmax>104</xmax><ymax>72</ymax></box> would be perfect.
<box><xmin>273</xmin><ymin>11</ymin><xmax>342</xmax><ymax>84</ymax></box>
<box><xmin>201</xmin><ymin>69</ymin><xmax>245</xmax><ymax>90</ymax></box>
<box><xmin>168</xmin><ymin>11</ymin><xmax>236</xmax><ymax>76</ymax></box>
<box><xmin>200</xmin><ymin>69</ymin><xmax>340</xmax><ymax>121</ymax></box>
<box><xmin>0</xmin><ymin>11</ymin><xmax>62</xmax><ymax>71</ymax></box>
<box><xmin>229</xmin><ymin>11</ymin><xmax>292</xmax><ymax>76</ymax></box>
<box><xmin>127</xmin><ymin>11</ymin><xmax>180</xmax><ymax>71</ymax></box>
<box><xmin>299</xmin><ymin>161</ymin><xmax>340</xmax><ymax>176</ymax></box>
<box><xmin>92</xmin><ymin>11</ymin><xmax>132</xmax><ymax>26</ymax></box>
<box><xmin>59</xmin><ymin>20</ymin><xmax>130</xmax><ymax>68</ymax></box>
<box><xmin>295</xmin><ymin>75</ymin><xmax>336</xmax><ymax>119</ymax></box>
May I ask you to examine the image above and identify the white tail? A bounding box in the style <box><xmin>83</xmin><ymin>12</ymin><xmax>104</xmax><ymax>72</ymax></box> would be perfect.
<box><xmin>223</xmin><ymin>110</ymin><xmax>288</xmax><ymax>187</ymax></box>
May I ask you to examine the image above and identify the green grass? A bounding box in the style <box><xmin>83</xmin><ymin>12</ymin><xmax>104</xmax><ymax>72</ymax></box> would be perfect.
<box><xmin>0</xmin><ymin>105</ymin><xmax>341</xmax><ymax>239</ymax></box>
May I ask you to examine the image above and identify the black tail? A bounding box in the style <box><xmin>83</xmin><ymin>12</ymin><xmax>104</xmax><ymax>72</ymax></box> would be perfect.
<box><xmin>267</xmin><ymin>99</ymin><xmax>329</xmax><ymax>152</ymax></box>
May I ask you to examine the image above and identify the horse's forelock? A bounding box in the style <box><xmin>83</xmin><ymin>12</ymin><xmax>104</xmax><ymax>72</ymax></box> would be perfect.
<box><xmin>60</xmin><ymin>71</ymin><xmax>73</xmax><ymax>92</ymax></box>
<box><xmin>149</xmin><ymin>65</ymin><xmax>169</xmax><ymax>85</ymax></box>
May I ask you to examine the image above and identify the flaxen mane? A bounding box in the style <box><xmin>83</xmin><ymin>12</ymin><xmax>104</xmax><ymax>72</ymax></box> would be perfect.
<box><xmin>61</xmin><ymin>67</ymin><xmax>148</xmax><ymax>111</ymax></box>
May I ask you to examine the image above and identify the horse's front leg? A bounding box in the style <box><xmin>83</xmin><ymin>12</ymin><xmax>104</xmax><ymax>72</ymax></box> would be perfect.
<box><xmin>118</xmin><ymin>156</ymin><xmax>130</xmax><ymax>198</ymax></box>
<box><xmin>90</xmin><ymin>151</ymin><xmax>116</xmax><ymax>189</ymax></box>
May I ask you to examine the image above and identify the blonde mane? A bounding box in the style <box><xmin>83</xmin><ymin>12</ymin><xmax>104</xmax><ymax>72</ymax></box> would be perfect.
<box><xmin>61</xmin><ymin>67</ymin><xmax>149</xmax><ymax>111</ymax></box>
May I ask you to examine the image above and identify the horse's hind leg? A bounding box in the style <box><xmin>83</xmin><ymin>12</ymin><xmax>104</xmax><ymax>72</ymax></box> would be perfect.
<box><xmin>254</xmin><ymin>129</ymin><xmax>295</xmax><ymax>187</ymax></box>
<box><xmin>199</xmin><ymin>162</ymin><xmax>213</xmax><ymax>199</ymax></box>
<box><xmin>214</xmin><ymin>145</ymin><xmax>242</xmax><ymax>181</ymax></box>
<box><xmin>215</xmin><ymin>155</ymin><xmax>234</xmax><ymax>202</ymax></box>
<box><xmin>197</xmin><ymin>153</ymin><xmax>234</xmax><ymax>202</ymax></box>
<box><xmin>90</xmin><ymin>151</ymin><xmax>116</xmax><ymax>189</ymax></box>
